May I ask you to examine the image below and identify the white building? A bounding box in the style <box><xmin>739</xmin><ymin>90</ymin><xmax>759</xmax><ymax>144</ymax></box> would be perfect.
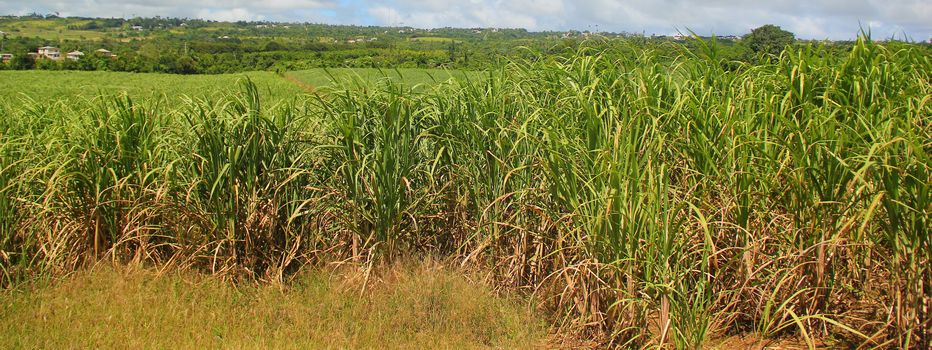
<box><xmin>37</xmin><ymin>46</ymin><xmax>61</xmax><ymax>60</ymax></box>
<box><xmin>66</xmin><ymin>51</ymin><xmax>84</xmax><ymax>60</ymax></box>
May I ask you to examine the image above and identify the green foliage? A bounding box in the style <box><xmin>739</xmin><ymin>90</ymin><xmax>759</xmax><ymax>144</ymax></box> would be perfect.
<box><xmin>262</xmin><ymin>41</ymin><xmax>284</xmax><ymax>51</ymax></box>
<box><xmin>0</xmin><ymin>15</ymin><xmax>826</xmax><ymax>74</ymax></box>
<box><xmin>184</xmin><ymin>79</ymin><xmax>309</xmax><ymax>274</ymax></box>
<box><xmin>744</xmin><ymin>24</ymin><xmax>796</xmax><ymax>56</ymax></box>
<box><xmin>60</xmin><ymin>96</ymin><xmax>166</xmax><ymax>258</ymax></box>
<box><xmin>8</xmin><ymin>54</ymin><xmax>33</xmax><ymax>69</ymax></box>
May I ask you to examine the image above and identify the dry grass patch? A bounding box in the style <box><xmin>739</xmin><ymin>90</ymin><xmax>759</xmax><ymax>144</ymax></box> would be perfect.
<box><xmin>0</xmin><ymin>261</ymin><xmax>548</xmax><ymax>349</ymax></box>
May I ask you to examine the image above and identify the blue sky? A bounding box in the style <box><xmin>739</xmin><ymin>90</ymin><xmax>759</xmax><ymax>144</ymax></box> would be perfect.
<box><xmin>2</xmin><ymin>0</ymin><xmax>930</xmax><ymax>40</ymax></box>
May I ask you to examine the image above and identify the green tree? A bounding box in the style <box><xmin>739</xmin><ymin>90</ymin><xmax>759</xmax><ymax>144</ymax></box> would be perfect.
<box><xmin>263</xmin><ymin>41</ymin><xmax>284</xmax><ymax>51</ymax></box>
<box><xmin>9</xmin><ymin>54</ymin><xmax>35</xmax><ymax>70</ymax></box>
<box><xmin>743</xmin><ymin>24</ymin><xmax>795</xmax><ymax>56</ymax></box>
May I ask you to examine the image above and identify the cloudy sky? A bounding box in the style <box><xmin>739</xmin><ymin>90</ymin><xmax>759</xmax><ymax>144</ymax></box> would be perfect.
<box><xmin>2</xmin><ymin>0</ymin><xmax>930</xmax><ymax>40</ymax></box>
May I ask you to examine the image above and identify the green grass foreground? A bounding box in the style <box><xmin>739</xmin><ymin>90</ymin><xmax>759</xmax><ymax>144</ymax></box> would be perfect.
<box><xmin>286</xmin><ymin>68</ymin><xmax>481</xmax><ymax>89</ymax></box>
<box><xmin>0</xmin><ymin>68</ymin><xmax>477</xmax><ymax>105</ymax></box>
<box><xmin>0</xmin><ymin>261</ymin><xmax>547</xmax><ymax>349</ymax></box>
<box><xmin>0</xmin><ymin>70</ymin><xmax>306</xmax><ymax>105</ymax></box>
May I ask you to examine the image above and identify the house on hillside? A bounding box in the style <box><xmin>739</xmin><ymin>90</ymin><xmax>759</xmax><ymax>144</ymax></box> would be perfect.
<box><xmin>0</xmin><ymin>53</ymin><xmax>12</xmax><ymax>63</ymax></box>
<box><xmin>95</xmin><ymin>48</ymin><xmax>114</xmax><ymax>57</ymax></box>
<box><xmin>66</xmin><ymin>51</ymin><xmax>84</xmax><ymax>60</ymax></box>
<box><xmin>131</xmin><ymin>25</ymin><xmax>144</xmax><ymax>31</ymax></box>
<box><xmin>37</xmin><ymin>46</ymin><xmax>61</xmax><ymax>60</ymax></box>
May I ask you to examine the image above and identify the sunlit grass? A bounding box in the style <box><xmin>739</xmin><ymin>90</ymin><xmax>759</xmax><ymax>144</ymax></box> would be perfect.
<box><xmin>287</xmin><ymin>68</ymin><xmax>483</xmax><ymax>89</ymax></box>
<box><xmin>0</xmin><ymin>70</ymin><xmax>307</xmax><ymax>106</ymax></box>
<box><xmin>0</xmin><ymin>261</ymin><xmax>547</xmax><ymax>349</ymax></box>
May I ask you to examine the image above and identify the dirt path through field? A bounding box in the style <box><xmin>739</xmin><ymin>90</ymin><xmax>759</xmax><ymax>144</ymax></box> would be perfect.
<box><xmin>281</xmin><ymin>72</ymin><xmax>319</xmax><ymax>94</ymax></box>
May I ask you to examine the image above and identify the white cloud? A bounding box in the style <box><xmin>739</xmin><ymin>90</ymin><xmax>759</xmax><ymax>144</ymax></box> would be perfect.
<box><xmin>367</xmin><ymin>0</ymin><xmax>542</xmax><ymax>29</ymax></box>
<box><xmin>195</xmin><ymin>8</ymin><xmax>261</xmax><ymax>22</ymax></box>
<box><xmin>1</xmin><ymin>0</ymin><xmax>929</xmax><ymax>40</ymax></box>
